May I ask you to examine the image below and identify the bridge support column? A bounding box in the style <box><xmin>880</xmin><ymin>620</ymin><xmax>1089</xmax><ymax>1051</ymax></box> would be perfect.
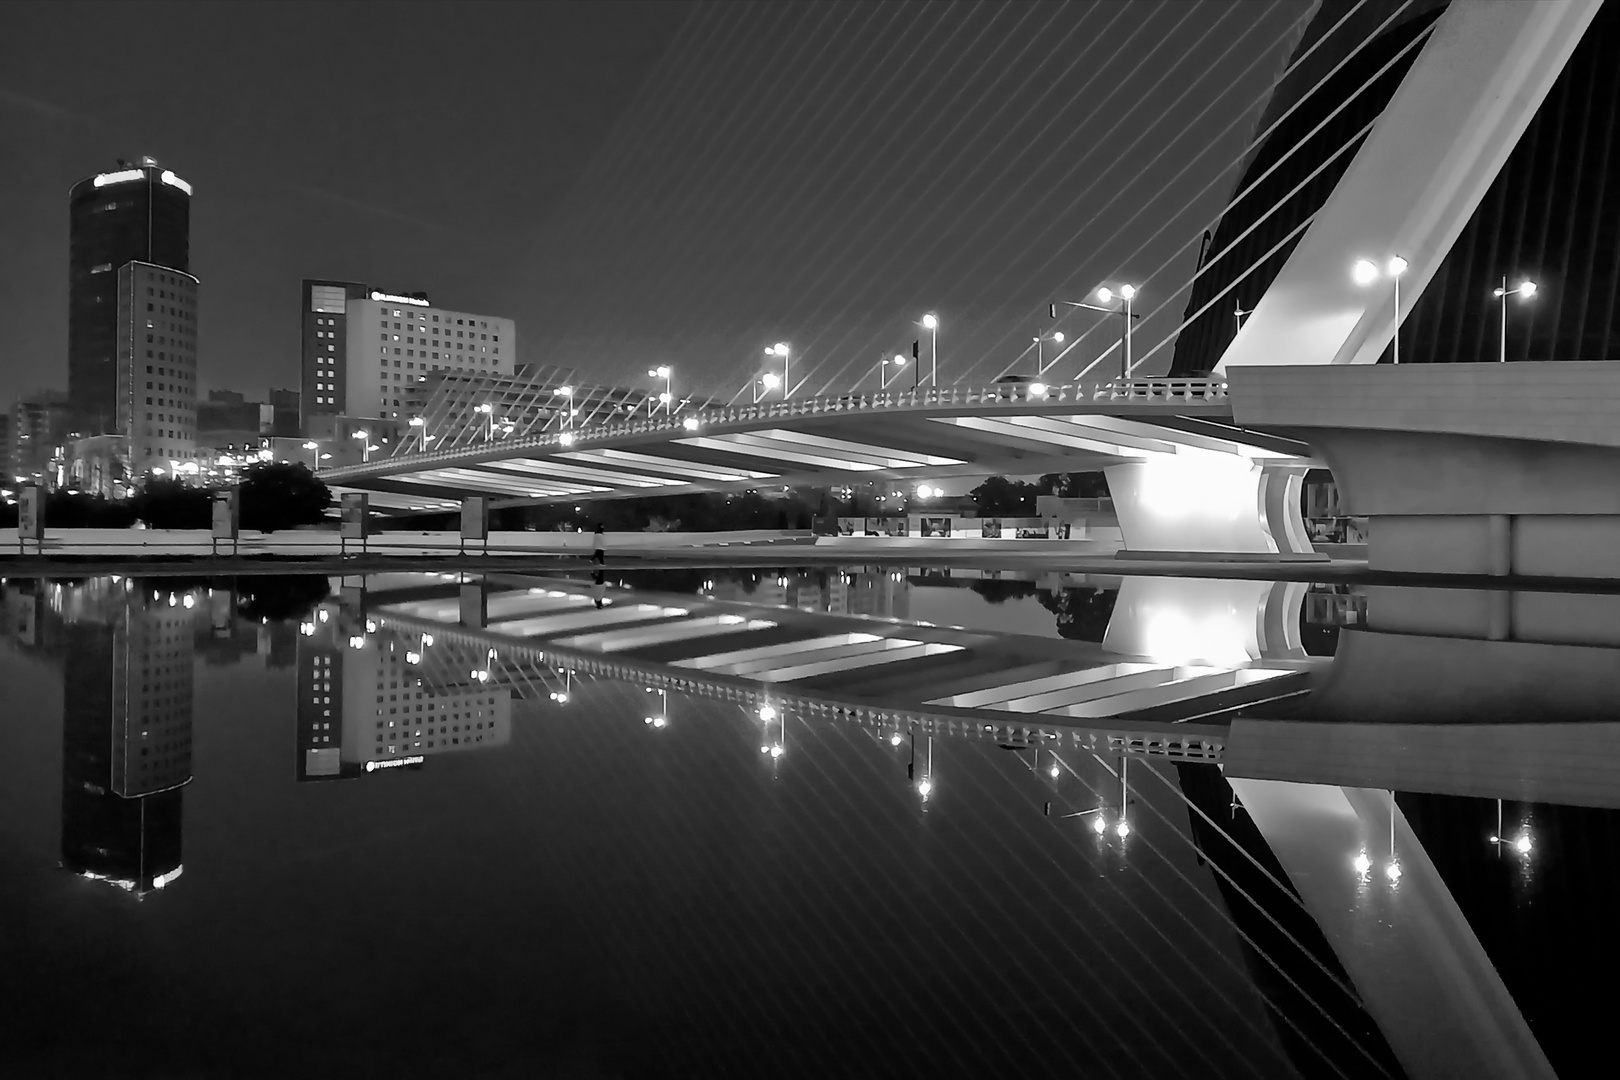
<box><xmin>1105</xmin><ymin>452</ymin><xmax>1319</xmax><ymax>560</ymax></box>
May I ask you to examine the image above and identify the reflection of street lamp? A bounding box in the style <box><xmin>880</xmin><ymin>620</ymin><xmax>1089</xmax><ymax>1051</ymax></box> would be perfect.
<box><xmin>758</xmin><ymin>703</ymin><xmax>784</xmax><ymax>763</ymax></box>
<box><xmin>920</xmin><ymin>313</ymin><xmax>938</xmax><ymax>386</ymax></box>
<box><xmin>1492</xmin><ymin>278</ymin><xmax>1537</xmax><ymax>363</ymax></box>
<box><xmin>1488</xmin><ymin>798</ymin><xmax>1534</xmax><ymax>858</ymax></box>
<box><xmin>1352</xmin><ymin>256</ymin><xmax>1408</xmax><ymax>364</ymax></box>
<box><xmin>644</xmin><ymin>687</ymin><xmax>668</xmax><ymax>728</ymax></box>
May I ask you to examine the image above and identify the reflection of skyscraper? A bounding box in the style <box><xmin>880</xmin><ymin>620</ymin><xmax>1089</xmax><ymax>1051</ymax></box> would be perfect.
<box><xmin>58</xmin><ymin>581</ymin><xmax>194</xmax><ymax>896</ymax></box>
<box><xmin>295</xmin><ymin>604</ymin><xmax>349</xmax><ymax>781</ymax></box>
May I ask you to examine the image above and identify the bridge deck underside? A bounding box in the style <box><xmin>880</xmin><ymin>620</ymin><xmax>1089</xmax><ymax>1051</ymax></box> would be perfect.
<box><xmin>326</xmin><ymin>406</ymin><xmax>1305</xmax><ymax>510</ymax></box>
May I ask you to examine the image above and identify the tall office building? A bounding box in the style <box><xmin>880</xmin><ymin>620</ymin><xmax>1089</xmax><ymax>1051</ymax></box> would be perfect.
<box><xmin>11</xmin><ymin>398</ymin><xmax>70</xmax><ymax>483</ymax></box>
<box><xmin>118</xmin><ymin>261</ymin><xmax>200</xmax><ymax>473</ymax></box>
<box><xmin>301</xmin><ymin>279</ymin><xmax>515</xmax><ymax>433</ymax></box>
<box><xmin>68</xmin><ymin>158</ymin><xmax>192</xmax><ymax>436</ymax></box>
<box><xmin>1170</xmin><ymin>0</ymin><xmax>1620</xmax><ymax>374</ymax></box>
<box><xmin>0</xmin><ymin>413</ymin><xmax>11</xmax><ymax>483</ymax></box>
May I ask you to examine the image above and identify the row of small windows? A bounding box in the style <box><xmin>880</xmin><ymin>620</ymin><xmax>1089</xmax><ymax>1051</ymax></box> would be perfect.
<box><xmin>387</xmin><ymin>308</ymin><xmax>491</xmax><ymax>329</ymax></box>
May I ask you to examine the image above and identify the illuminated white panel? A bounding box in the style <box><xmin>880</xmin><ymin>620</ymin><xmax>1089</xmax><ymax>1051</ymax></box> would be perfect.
<box><xmin>704</xmin><ymin>432</ymin><xmax>906</xmax><ymax>469</ymax></box>
<box><xmin>560</xmin><ymin>448</ymin><xmax>773</xmax><ymax>482</ymax></box>
<box><xmin>555</xmin><ymin>615</ymin><xmax>776</xmax><ymax>652</ymax></box>
<box><xmin>493</xmin><ymin>604</ymin><xmax>687</xmax><ymax>637</ymax></box>
<box><xmin>723</xmin><ymin>637</ymin><xmax>927</xmax><ymax>677</ymax></box>
<box><xmin>937</xmin><ymin>416</ymin><xmax>1149</xmax><ymax>458</ymax></box>
<box><xmin>93</xmin><ymin>168</ymin><xmax>144</xmax><ymax>187</ymax></box>
<box><xmin>926</xmin><ymin>662</ymin><xmax>1162</xmax><ymax>708</ymax></box>
<box><xmin>1102</xmin><ymin>576</ymin><xmax>1279</xmax><ymax>665</ymax></box>
<box><xmin>159</xmin><ymin>170</ymin><xmax>192</xmax><ymax>195</ymax></box>
<box><xmin>994</xmin><ymin>667</ymin><xmax>1194</xmax><ymax>712</ymax></box>
<box><xmin>675</xmin><ymin>435</ymin><xmax>879</xmax><ymax>471</ymax></box>
<box><xmin>1056</xmin><ymin>668</ymin><xmax>1293</xmax><ymax>718</ymax></box>
<box><xmin>673</xmin><ymin>632</ymin><xmax>882</xmax><ymax>670</ymax></box>
<box><xmin>758</xmin><ymin>641</ymin><xmax>961</xmax><ymax>682</ymax></box>
<box><xmin>1105</xmin><ymin>450</ymin><xmax>1278</xmax><ymax>554</ymax></box>
<box><xmin>485</xmin><ymin>459</ymin><xmax>684</xmax><ymax>488</ymax></box>
<box><xmin>756</xmin><ymin>430</ymin><xmax>965</xmax><ymax>467</ymax></box>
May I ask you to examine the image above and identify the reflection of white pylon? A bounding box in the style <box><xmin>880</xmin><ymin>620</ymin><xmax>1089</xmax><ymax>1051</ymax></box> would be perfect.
<box><xmin>1386</xmin><ymin>789</ymin><xmax>1402</xmax><ymax>883</ymax></box>
<box><xmin>1487</xmin><ymin>798</ymin><xmax>1534</xmax><ymax>858</ymax></box>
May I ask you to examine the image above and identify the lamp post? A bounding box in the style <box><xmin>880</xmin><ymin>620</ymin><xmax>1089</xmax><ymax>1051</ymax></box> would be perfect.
<box><xmin>1492</xmin><ymin>278</ymin><xmax>1537</xmax><ymax>363</ymax></box>
<box><xmin>879</xmin><ymin>353</ymin><xmax>909</xmax><ymax>390</ymax></box>
<box><xmin>765</xmin><ymin>343</ymin><xmax>790</xmax><ymax>398</ymax></box>
<box><xmin>647</xmin><ymin>365</ymin><xmax>672</xmax><ymax>416</ymax></box>
<box><xmin>351</xmin><ymin>430</ymin><xmax>372</xmax><ymax>463</ymax></box>
<box><xmin>302</xmin><ymin>440</ymin><xmax>320</xmax><ymax>470</ymax></box>
<box><xmin>1352</xmin><ymin>256</ymin><xmax>1408</xmax><ymax>364</ymax></box>
<box><xmin>474</xmin><ymin>402</ymin><xmax>495</xmax><ymax>441</ymax></box>
<box><xmin>1095</xmin><ymin>285</ymin><xmax>1137</xmax><ymax>375</ymax></box>
<box><xmin>1051</xmin><ymin>295</ymin><xmax>1141</xmax><ymax>380</ymax></box>
<box><xmin>920</xmin><ymin>314</ymin><xmax>938</xmax><ymax>387</ymax></box>
<box><xmin>1033</xmin><ymin>331</ymin><xmax>1065</xmax><ymax>376</ymax></box>
<box><xmin>753</xmin><ymin>371</ymin><xmax>781</xmax><ymax>404</ymax></box>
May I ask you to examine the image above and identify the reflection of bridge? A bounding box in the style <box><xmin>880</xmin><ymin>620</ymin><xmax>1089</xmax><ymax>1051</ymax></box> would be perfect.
<box><xmin>356</xmin><ymin>571</ymin><xmax>1323</xmax><ymax>763</ymax></box>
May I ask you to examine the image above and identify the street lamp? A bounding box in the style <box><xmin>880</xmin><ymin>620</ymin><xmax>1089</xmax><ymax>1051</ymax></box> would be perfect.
<box><xmin>753</xmin><ymin>371</ymin><xmax>781</xmax><ymax>404</ymax></box>
<box><xmin>475</xmin><ymin>402</ymin><xmax>496</xmax><ymax>440</ymax></box>
<box><xmin>351</xmin><ymin>430</ymin><xmax>372</xmax><ymax>463</ymax></box>
<box><xmin>879</xmin><ymin>353</ymin><xmax>910</xmax><ymax>390</ymax></box>
<box><xmin>1353</xmin><ymin>256</ymin><xmax>1408</xmax><ymax>364</ymax></box>
<box><xmin>765</xmin><ymin>343</ymin><xmax>790</xmax><ymax>398</ymax></box>
<box><xmin>920</xmin><ymin>313</ymin><xmax>938</xmax><ymax>386</ymax></box>
<box><xmin>648</xmin><ymin>365</ymin><xmax>672</xmax><ymax>416</ymax></box>
<box><xmin>1032</xmin><ymin>330</ymin><xmax>1064</xmax><ymax>376</ymax></box>
<box><xmin>1492</xmin><ymin>278</ymin><xmax>1537</xmax><ymax>363</ymax></box>
<box><xmin>302</xmin><ymin>440</ymin><xmax>319</xmax><ymax>470</ymax></box>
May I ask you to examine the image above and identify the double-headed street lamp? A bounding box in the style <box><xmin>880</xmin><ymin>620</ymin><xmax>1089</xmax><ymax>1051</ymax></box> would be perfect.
<box><xmin>647</xmin><ymin>365</ymin><xmax>673</xmax><ymax>416</ymax></box>
<box><xmin>1353</xmin><ymin>255</ymin><xmax>1409</xmax><ymax>364</ymax></box>
<box><xmin>302</xmin><ymin>440</ymin><xmax>319</xmax><ymax>470</ymax></box>
<box><xmin>765</xmin><ymin>343</ymin><xmax>790</xmax><ymax>398</ymax></box>
<box><xmin>555</xmin><ymin>386</ymin><xmax>575</xmax><ymax>432</ymax></box>
<box><xmin>1492</xmin><ymin>277</ymin><xmax>1537</xmax><ymax>363</ymax></box>
<box><xmin>1051</xmin><ymin>287</ymin><xmax>1139</xmax><ymax>378</ymax></box>
<box><xmin>879</xmin><ymin>353</ymin><xmax>910</xmax><ymax>390</ymax></box>
<box><xmin>351</xmin><ymin>429</ymin><xmax>377</xmax><ymax>463</ymax></box>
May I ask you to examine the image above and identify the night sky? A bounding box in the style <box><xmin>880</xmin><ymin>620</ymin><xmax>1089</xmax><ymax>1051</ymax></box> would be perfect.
<box><xmin>0</xmin><ymin>0</ymin><xmax>1311</xmax><ymax>408</ymax></box>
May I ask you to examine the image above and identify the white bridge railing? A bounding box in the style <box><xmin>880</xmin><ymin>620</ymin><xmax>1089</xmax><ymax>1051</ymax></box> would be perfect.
<box><xmin>333</xmin><ymin>377</ymin><xmax>1227</xmax><ymax>478</ymax></box>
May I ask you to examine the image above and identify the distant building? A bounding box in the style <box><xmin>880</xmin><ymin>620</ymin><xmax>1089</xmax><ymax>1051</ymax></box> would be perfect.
<box><xmin>300</xmin><ymin>279</ymin><xmax>515</xmax><ymax>433</ymax></box>
<box><xmin>68</xmin><ymin>158</ymin><xmax>192</xmax><ymax>436</ymax></box>
<box><xmin>11</xmin><ymin>399</ymin><xmax>70</xmax><ymax>484</ymax></box>
<box><xmin>0</xmin><ymin>413</ymin><xmax>11</xmax><ymax>483</ymax></box>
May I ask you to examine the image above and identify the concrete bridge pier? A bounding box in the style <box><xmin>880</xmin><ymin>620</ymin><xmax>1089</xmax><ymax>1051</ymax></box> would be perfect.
<box><xmin>1105</xmin><ymin>453</ymin><xmax>1319</xmax><ymax>561</ymax></box>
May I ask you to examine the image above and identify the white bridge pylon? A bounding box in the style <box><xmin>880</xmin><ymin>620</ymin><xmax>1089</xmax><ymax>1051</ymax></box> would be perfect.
<box><xmin>1219</xmin><ymin>0</ymin><xmax>1601</xmax><ymax>372</ymax></box>
<box><xmin>325</xmin><ymin>378</ymin><xmax>1319</xmax><ymax>556</ymax></box>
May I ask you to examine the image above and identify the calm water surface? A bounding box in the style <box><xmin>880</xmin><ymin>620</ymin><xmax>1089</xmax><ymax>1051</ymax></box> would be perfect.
<box><xmin>0</xmin><ymin>569</ymin><xmax>1612</xmax><ymax>1079</ymax></box>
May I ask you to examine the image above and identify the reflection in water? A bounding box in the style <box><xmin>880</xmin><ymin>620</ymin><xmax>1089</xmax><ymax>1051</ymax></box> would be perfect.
<box><xmin>2</xmin><ymin>571</ymin><xmax>1618</xmax><ymax>1077</ymax></box>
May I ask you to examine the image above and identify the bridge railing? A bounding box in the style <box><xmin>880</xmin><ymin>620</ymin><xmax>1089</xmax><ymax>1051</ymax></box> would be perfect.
<box><xmin>349</xmin><ymin>377</ymin><xmax>1227</xmax><ymax>475</ymax></box>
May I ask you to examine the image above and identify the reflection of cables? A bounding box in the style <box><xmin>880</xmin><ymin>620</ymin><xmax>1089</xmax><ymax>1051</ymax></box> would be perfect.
<box><xmin>1061</xmin><ymin>752</ymin><xmax>1397</xmax><ymax>1080</ymax></box>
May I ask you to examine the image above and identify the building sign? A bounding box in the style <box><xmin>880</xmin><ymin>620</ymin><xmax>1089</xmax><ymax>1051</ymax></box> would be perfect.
<box><xmin>18</xmin><ymin>486</ymin><xmax>45</xmax><ymax>545</ymax></box>
<box><xmin>369</xmin><ymin>291</ymin><xmax>429</xmax><ymax>307</ymax></box>
<box><xmin>212</xmin><ymin>489</ymin><xmax>239</xmax><ymax>541</ymax></box>
<box><xmin>461</xmin><ymin>497</ymin><xmax>489</xmax><ymax>542</ymax></box>
<box><xmin>92</xmin><ymin>168</ymin><xmax>145</xmax><ymax>188</ymax></box>
<box><xmin>364</xmin><ymin>756</ymin><xmax>425</xmax><ymax>772</ymax></box>
<box><xmin>339</xmin><ymin>492</ymin><xmax>369</xmax><ymax>540</ymax></box>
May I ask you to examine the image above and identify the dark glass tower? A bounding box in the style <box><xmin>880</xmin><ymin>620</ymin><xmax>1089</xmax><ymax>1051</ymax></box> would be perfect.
<box><xmin>68</xmin><ymin>158</ymin><xmax>192</xmax><ymax>434</ymax></box>
<box><xmin>1170</xmin><ymin>0</ymin><xmax>1620</xmax><ymax>373</ymax></box>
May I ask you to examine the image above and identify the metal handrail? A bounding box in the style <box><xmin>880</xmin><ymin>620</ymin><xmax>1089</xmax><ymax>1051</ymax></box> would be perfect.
<box><xmin>332</xmin><ymin>377</ymin><xmax>1228</xmax><ymax>479</ymax></box>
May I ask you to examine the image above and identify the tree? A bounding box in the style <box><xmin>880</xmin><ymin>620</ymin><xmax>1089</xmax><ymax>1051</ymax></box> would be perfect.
<box><xmin>1038</xmin><ymin>472</ymin><xmax>1110</xmax><ymax>498</ymax></box>
<box><xmin>240</xmin><ymin>462</ymin><xmax>330</xmax><ymax>532</ymax></box>
<box><xmin>132</xmin><ymin>479</ymin><xmax>210</xmax><ymax>529</ymax></box>
<box><xmin>969</xmin><ymin>476</ymin><xmax>1039</xmax><ymax>515</ymax></box>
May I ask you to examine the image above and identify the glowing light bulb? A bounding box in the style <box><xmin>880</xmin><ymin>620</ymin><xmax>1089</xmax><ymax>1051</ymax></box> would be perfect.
<box><xmin>1352</xmin><ymin>851</ymin><xmax>1371</xmax><ymax>875</ymax></box>
<box><xmin>758</xmin><ymin>705</ymin><xmax>777</xmax><ymax>722</ymax></box>
<box><xmin>1385</xmin><ymin>860</ymin><xmax>1402</xmax><ymax>882</ymax></box>
<box><xmin>1048</xmin><ymin>764</ymin><xmax>1060</xmax><ymax>779</ymax></box>
<box><xmin>1386</xmin><ymin>255</ymin><xmax>1408</xmax><ymax>277</ymax></box>
<box><xmin>1115</xmin><ymin>820</ymin><xmax>1131</xmax><ymax>839</ymax></box>
<box><xmin>1514</xmin><ymin>834</ymin><xmax>1532</xmax><ymax>855</ymax></box>
<box><xmin>1352</xmin><ymin>259</ymin><xmax>1379</xmax><ymax>285</ymax></box>
<box><xmin>1118</xmin><ymin>284</ymin><xmax>1137</xmax><ymax>301</ymax></box>
<box><xmin>1096</xmin><ymin>287</ymin><xmax>1113</xmax><ymax>303</ymax></box>
<box><xmin>1091</xmin><ymin>815</ymin><xmax>1107</xmax><ymax>835</ymax></box>
<box><xmin>917</xmin><ymin>779</ymin><xmax>933</xmax><ymax>797</ymax></box>
<box><xmin>889</xmin><ymin>733</ymin><xmax>902</xmax><ymax>747</ymax></box>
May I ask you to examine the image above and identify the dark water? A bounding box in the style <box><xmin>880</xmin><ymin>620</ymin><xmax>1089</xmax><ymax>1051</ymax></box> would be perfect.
<box><xmin>0</xmin><ymin>571</ymin><xmax>1612</xmax><ymax>1079</ymax></box>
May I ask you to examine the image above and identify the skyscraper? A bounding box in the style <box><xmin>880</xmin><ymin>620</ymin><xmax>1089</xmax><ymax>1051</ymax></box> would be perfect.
<box><xmin>68</xmin><ymin>158</ymin><xmax>192</xmax><ymax>436</ymax></box>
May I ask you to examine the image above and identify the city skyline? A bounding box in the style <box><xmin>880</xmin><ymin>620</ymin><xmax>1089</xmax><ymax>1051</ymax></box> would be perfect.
<box><xmin>0</xmin><ymin>1</ymin><xmax>1304</xmax><ymax>406</ymax></box>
